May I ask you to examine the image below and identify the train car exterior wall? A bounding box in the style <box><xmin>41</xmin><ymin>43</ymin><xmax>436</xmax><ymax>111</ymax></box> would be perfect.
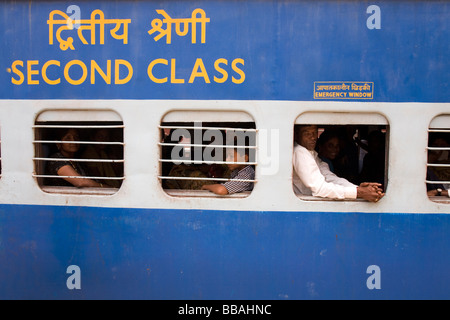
<box><xmin>0</xmin><ymin>0</ymin><xmax>449</xmax><ymax>299</ymax></box>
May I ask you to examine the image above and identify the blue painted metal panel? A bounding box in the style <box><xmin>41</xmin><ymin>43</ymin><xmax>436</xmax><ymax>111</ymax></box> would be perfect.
<box><xmin>1</xmin><ymin>0</ymin><xmax>449</xmax><ymax>300</ymax></box>
<box><xmin>1</xmin><ymin>204</ymin><xmax>449</xmax><ymax>299</ymax></box>
<box><xmin>1</xmin><ymin>0</ymin><xmax>449</xmax><ymax>101</ymax></box>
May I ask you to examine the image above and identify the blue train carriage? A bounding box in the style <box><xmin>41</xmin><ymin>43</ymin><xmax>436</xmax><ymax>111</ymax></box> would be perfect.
<box><xmin>0</xmin><ymin>0</ymin><xmax>449</xmax><ymax>300</ymax></box>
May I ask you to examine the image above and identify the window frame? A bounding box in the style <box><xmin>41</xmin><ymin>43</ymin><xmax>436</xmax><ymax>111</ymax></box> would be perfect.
<box><xmin>0</xmin><ymin>124</ymin><xmax>2</xmax><ymax>179</ymax></box>
<box><xmin>159</xmin><ymin>111</ymin><xmax>257</xmax><ymax>198</ymax></box>
<box><xmin>426</xmin><ymin>114</ymin><xmax>450</xmax><ymax>204</ymax></box>
<box><xmin>33</xmin><ymin>110</ymin><xmax>125</xmax><ymax>195</ymax></box>
<box><xmin>294</xmin><ymin>112</ymin><xmax>390</xmax><ymax>202</ymax></box>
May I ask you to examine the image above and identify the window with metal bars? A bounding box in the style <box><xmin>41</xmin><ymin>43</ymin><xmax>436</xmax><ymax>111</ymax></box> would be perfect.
<box><xmin>0</xmin><ymin>126</ymin><xmax>2</xmax><ymax>179</ymax></box>
<box><xmin>159</xmin><ymin>121</ymin><xmax>257</xmax><ymax>197</ymax></box>
<box><xmin>426</xmin><ymin>122</ymin><xmax>450</xmax><ymax>202</ymax></box>
<box><xmin>33</xmin><ymin>120</ymin><xmax>124</xmax><ymax>195</ymax></box>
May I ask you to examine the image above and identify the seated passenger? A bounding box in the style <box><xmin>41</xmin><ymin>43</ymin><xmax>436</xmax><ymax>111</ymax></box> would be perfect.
<box><xmin>293</xmin><ymin>125</ymin><xmax>384</xmax><ymax>202</ymax></box>
<box><xmin>427</xmin><ymin>134</ymin><xmax>450</xmax><ymax>189</ymax></box>
<box><xmin>333</xmin><ymin>126</ymin><xmax>360</xmax><ymax>184</ymax></box>
<box><xmin>426</xmin><ymin>134</ymin><xmax>450</xmax><ymax>197</ymax></box>
<box><xmin>163</xmin><ymin>131</ymin><xmax>231</xmax><ymax>190</ymax></box>
<box><xmin>165</xmin><ymin>164</ymin><xmax>213</xmax><ymax>190</ymax></box>
<box><xmin>316</xmin><ymin>129</ymin><xmax>340</xmax><ymax>172</ymax></box>
<box><xmin>160</xmin><ymin>128</ymin><xmax>176</xmax><ymax>181</ymax></box>
<box><xmin>358</xmin><ymin>130</ymin><xmax>386</xmax><ymax>185</ymax></box>
<box><xmin>426</xmin><ymin>168</ymin><xmax>449</xmax><ymax>197</ymax></box>
<box><xmin>81</xmin><ymin>128</ymin><xmax>122</xmax><ymax>188</ymax></box>
<box><xmin>202</xmin><ymin>148</ymin><xmax>255</xmax><ymax>195</ymax></box>
<box><xmin>45</xmin><ymin>128</ymin><xmax>103</xmax><ymax>188</ymax></box>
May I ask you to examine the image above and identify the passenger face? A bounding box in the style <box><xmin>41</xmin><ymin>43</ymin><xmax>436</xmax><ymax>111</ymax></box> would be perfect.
<box><xmin>428</xmin><ymin>138</ymin><xmax>448</xmax><ymax>163</ymax></box>
<box><xmin>319</xmin><ymin>137</ymin><xmax>340</xmax><ymax>160</ymax></box>
<box><xmin>94</xmin><ymin>129</ymin><xmax>109</xmax><ymax>142</ymax></box>
<box><xmin>59</xmin><ymin>129</ymin><xmax>80</xmax><ymax>155</ymax></box>
<box><xmin>297</xmin><ymin>126</ymin><xmax>318</xmax><ymax>151</ymax></box>
<box><xmin>226</xmin><ymin>149</ymin><xmax>246</xmax><ymax>171</ymax></box>
<box><xmin>93</xmin><ymin>129</ymin><xmax>110</xmax><ymax>150</ymax></box>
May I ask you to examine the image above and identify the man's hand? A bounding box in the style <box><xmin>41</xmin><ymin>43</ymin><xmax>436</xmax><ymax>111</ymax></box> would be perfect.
<box><xmin>357</xmin><ymin>182</ymin><xmax>385</xmax><ymax>202</ymax></box>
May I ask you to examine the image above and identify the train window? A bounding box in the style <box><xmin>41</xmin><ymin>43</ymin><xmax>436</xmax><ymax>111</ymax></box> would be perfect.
<box><xmin>294</xmin><ymin>112</ymin><xmax>389</xmax><ymax>201</ymax></box>
<box><xmin>0</xmin><ymin>126</ymin><xmax>2</xmax><ymax>179</ymax></box>
<box><xmin>159</xmin><ymin>111</ymin><xmax>256</xmax><ymax>198</ymax></box>
<box><xmin>33</xmin><ymin>110</ymin><xmax>124</xmax><ymax>195</ymax></box>
<box><xmin>427</xmin><ymin>115</ymin><xmax>450</xmax><ymax>203</ymax></box>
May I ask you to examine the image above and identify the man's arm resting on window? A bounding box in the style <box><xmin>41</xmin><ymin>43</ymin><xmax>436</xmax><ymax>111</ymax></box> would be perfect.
<box><xmin>202</xmin><ymin>184</ymin><xmax>229</xmax><ymax>195</ymax></box>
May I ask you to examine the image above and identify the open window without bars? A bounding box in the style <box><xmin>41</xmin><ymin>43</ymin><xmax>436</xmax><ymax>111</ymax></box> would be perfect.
<box><xmin>159</xmin><ymin>121</ymin><xmax>257</xmax><ymax>196</ymax></box>
<box><xmin>293</xmin><ymin>116</ymin><xmax>389</xmax><ymax>201</ymax></box>
<box><xmin>33</xmin><ymin>121</ymin><xmax>124</xmax><ymax>194</ymax></box>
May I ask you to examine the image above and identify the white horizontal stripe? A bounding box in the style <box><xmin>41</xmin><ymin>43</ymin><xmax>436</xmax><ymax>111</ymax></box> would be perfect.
<box><xmin>159</xmin><ymin>125</ymin><xmax>257</xmax><ymax>132</ymax></box>
<box><xmin>33</xmin><ymin>124</ymin><xmax>124</xmax><ymax>129</ymax></box>
<box><xmin>159</xmin><ymin>176</ymin><xmax>257</xmax><ymax>183</ymax></box>
<box><xmin>34</xmin><ymin>140</ymin><xmax>124</xmax><ymax>145</ymax></box>
<box><xmin>33</xmin><ymin>174</ymin><xmax>124</xmax><ymax>180</ymax></box>
<box><xmin>159</xmin><ymin>142</ymin><xmax>256</xmax><ymax>149</ymax></box>
<box><xmin>33</xmin><ymin>157</ymin><xmax>124</xmax><ymax>163</ymax></box>
<box><xmin>158</xmin><ymin>159</ymin><xmax>256</xmax><ymax>165</ymax></box>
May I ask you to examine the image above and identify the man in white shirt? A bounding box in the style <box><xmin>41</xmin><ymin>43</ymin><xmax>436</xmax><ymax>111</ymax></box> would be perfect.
<box><xmin>293</xmin><ymin>125</ymin><xmax>384</xmax><ymax>202</ymax></box>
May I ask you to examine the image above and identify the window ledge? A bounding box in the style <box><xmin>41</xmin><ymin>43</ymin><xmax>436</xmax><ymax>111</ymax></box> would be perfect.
<box><xmin>297</xmin><ymin>195</ymin><xmax>367</xmax><ymax>202</ymax></box>
<box><xmin>164</xmin><ymin>189</ymin><xmax>250</xmax><ymax>198</ymax></box>
<box><xmin>429</xmin><ymin>196</ymin><xmax>450</xmax><ymax>204</ymax></box>
<box><xmin>41</xmin><ymin>186</ymin><xmax>118</xmax><ymax>195</ymax></box>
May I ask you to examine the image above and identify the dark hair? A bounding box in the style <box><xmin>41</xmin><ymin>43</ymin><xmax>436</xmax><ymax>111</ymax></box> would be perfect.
<box><xmin>54</xmin><ymin>128</ymin><xmax>71</xmax><ymax>140</ymax></box>
<box><xmin>429</xmin><ymin>132</ymin><xmax>449</xmax><ymax>146</ymax></box>
<box><xmin>317</xmin><ymin>129</ymin><xmax>339</xmax><ymax>147</ymax></box>
<box><xmin>294</xmin><ymin>124</ymin><xmax>317</xmax><ymax>143</ymax></box>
